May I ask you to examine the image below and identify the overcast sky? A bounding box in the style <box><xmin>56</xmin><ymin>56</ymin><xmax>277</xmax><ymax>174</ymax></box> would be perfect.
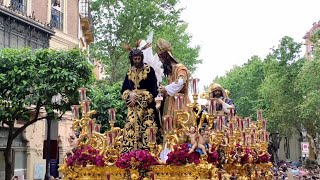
<box><xmin>178</xmin><ymin>0</ymin><xmax>320</xmax><ymax>92</ymax></box>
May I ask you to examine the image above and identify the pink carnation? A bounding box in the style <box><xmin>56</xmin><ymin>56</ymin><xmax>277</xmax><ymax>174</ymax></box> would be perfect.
<box><xmin>166</xmin><ymin>143</ymin><xmax>201</xmax><ymax>166</ymax></box>
<box><xmin>66</xmin><ymin>145</ymin><xmax>105</xmax><ymax>167</ymax></box>
<box><xmin>116</xmin><ymin>150</ymin><xmax>159</xmax><ymax>171</ymax></box>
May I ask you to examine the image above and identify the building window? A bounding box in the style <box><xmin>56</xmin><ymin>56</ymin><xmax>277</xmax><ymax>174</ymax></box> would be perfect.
<box><xmin>0</xmin><ymin>15</ymin><xmax>50</xmax><ymax>49</ymax></box>
<box><xmin>10</xmin><ymin>0</ymin><xmax>27</xmax><ymax>14</ymax></box>
<box><xmin>51</xmin><ymin>0</ymin><xmax>63</xmax><ymax>30</ymax></box>
<box><xmin>80</xmin><ymin>0</ymin><xmax>89</xmax><ymax>18</ymax></box>
<box><xmin>0</xmin><ymin>150</ymin><xmax>27</xmax><ymax>178</ymax></box>
<box><xmin>309</xmin><ymin>45</ymin><xmax>315</xmax><ymax>59</ymax></box>
<box><xmin>14</xmin><ymin>150</ymin><xmax>27</xmax><ymax>178</ymax></box>
<box><xmin>310</xmin><ymin>45</ymin><xmax>315</xmax><ymax>52</ymax></box>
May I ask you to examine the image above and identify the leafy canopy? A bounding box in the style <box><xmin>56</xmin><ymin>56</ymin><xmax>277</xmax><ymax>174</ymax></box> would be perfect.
<box><xmin>0</xmin><ymin>48</ymin><xmax>94</xmax><ymax>126</ymax></box>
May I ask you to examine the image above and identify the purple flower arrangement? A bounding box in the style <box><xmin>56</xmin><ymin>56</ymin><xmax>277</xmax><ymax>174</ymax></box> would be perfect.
<box><xmin>66</xmin><ymin>145</ymin><xmax>105</xmax><ymax>167</ymax></box>
<box><xmin>116</xmin><ymin>149</ymin><xmax>159</xmax><ymax>172</ymax></box>
<box><xmin>240</xmin><ymin>147</ymin><xmax>251</xmax><ymax>165</ymax></box>
<box><xmin>166</xmin><ymin>143</ymin><xmax>271</xmax><ymax>168</ymax></box>
<box><xmin>166</xmin><ymin>143</ymin><xmax>201</xmax><ymax>165</ymax></box>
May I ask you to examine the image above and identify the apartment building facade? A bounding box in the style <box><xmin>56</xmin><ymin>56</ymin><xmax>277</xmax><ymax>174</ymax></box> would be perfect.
<box><xmin>0</xmin><ymin>0</ymin><xmax>94</xmax><ymax>179</ymax></box>
<box><xmin>303</xmin><ymin>21</ymin><xmax>320</xmax><ymax>60</ymax></box>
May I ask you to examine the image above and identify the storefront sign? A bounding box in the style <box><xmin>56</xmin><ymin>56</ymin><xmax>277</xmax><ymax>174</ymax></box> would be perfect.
<box><xmin>301</xmin><ymin>142</ymin><xmax>309</xmax><ymax>157</ymax></box>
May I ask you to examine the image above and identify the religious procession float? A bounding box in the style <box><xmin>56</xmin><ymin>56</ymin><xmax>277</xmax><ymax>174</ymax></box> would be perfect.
<box><xmin>59</xmin><ymin>81</ymin><xmax>273</xmax><ymax>180</ymax></box>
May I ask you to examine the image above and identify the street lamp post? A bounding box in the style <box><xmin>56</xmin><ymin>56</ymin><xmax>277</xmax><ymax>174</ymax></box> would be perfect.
<box><xmin>45</xmin><ymin>113</ymin><xmax>53</xmax><ymax>180</ymax></box>
<box><xmin>302</xmin><ymin>128</ymin><xmax>307</xmax><ymax>142</ymax></box>
<box><xmin>45</xmin><ymin>94</ymin><xmax>61</xmax><ymax>180</ymax></box>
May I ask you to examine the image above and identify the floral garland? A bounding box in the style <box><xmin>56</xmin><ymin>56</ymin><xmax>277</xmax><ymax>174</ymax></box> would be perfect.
<box><xmin>166</xmin><ymin>143</ymin><xmax>201</xmax><ymax>165</ymax></box>
<box><xmin>116</xmin><ymin>149</ymin><xmax>159</xmax><ymax>178</ymax></box>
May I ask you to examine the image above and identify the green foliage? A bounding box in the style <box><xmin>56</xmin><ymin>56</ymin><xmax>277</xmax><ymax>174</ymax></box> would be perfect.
<box><xmin>154</xmin><ymin>23</ymin><xmax>201</xmax><ymax>73</ymax></box>
<box><xmin>91</xmin><ymin>0</ymin><xmax>201</xmax><ymax>84</ymax></box>
<box><xmin>0</xmin><ymin>48</ymin><xmax>93</xmax><ymax>179</ymax></box>
<box><xmin>0</xmin><ymin>47</ymin><xmax>93</xmax><ymax>128</ymax></box>
<box><xmin>214</xmin><ymin>56</ymin><xmax>265</xmax><ymax>120</ymax></box>
<box><xmin>90</xmin><ymin>80</ymin><xmax>127</xmax><ymax>131</ymax></box>
<box><xmin>259</xmin><ymin>36</ymin><xmax>303</xmax><ymax>135</ymax></box>
<box><xmin>295</xmin><ymin>59</ymin><xmax>320</xmax><ymax>133</ymax></box>
<box><xmin>212</xmin><ymin>36</ymin><xmax>308</xmax><ymax>136</ymax></box>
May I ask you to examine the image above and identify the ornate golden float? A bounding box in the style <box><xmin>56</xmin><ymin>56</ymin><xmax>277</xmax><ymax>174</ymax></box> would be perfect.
<box><xmin>59</xmin><ymin>82</ymin><xmax>273</xmax><ymax>180</ymax></box>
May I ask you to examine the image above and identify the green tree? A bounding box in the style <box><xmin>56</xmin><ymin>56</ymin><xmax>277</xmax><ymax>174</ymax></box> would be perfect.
<box><xmin>259</xmin><ymin>36</ymin><xmax>304</xmax><ymax>135</ymax></box>
<box><xmin>257</xmin><ymin>38</ymin><xmax>303</xmax><ymax>163</ymax></box>
<box><xmin>295</xmin><ymin>45</ymin><xmax>320</xmax><ymax>160</ymax></box>
<box><xmin>90</xmin><ymin>80</ymin><xmax>127</xmax><ymax>131</ymax></box>
<box><xmin>91</xmin><ymin>0</ymin><xmax>201</xmax><ymax>84</ymax></box>
<box><xmin>212</xmin><ymin>37</ymin><xmax>303</xmax><ymax>163</ymax></box>
<box><xmin>0</xmin><ymin>48</ymin><xmax>93</xmax><ymax>180</ymax></box>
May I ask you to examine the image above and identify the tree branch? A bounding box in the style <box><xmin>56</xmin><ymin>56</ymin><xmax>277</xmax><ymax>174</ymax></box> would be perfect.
<box><xmin>12</xmin><ymin>100</ymin><xmax>42</xmax><ymax>140</ymax></box>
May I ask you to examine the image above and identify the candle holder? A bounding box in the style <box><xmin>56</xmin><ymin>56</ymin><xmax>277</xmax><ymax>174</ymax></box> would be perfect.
<box><xmin>229</xmin><ymin>120</ymin><xmax>235</xmax><ymax>136</ymax></box>
<box><xmin>207</xmin><ymin>98</ymin><xmax>217</xmax><ymax>116</ymax></box>
<box><xmin>234</xmin><ymin>129</ymin><xmax>241</xmax><ymax>144</ymax></box>
<box><xmin>245</xmin><ymin>128</ymin><xmax>251</xmax><ymax>136</ymax></box>
<box><xmin>190</xmin><ymin>77</ymin><xmax>200</xmax><ymax>96</ymax></box>
<box><xmin>107</xmin><ymin>131</ymin><xmax>114</xmax><ymax>148</ymax></box>
<box><xmin>149</xmin><ymin>172</ymin><xmax>155</xmax><ymax>180</ymax></box>
<box><xmin>262</xmin><ymin>120</ymin><xmax>267</xmax><ymax>130</ymax></box>
<box><xmin>71</xmin><ymin>105</ymin><xmax>81</xmax><ymax>120</ymax></box>
<box><xmin>192</xmin><ymin>94</ymin><xmax>199</xmax><ymax>105</ymax></box>
<box><xmin>208</xmin><ymin>114</ymin><xmax>215</xmax><ymax>129</ymax></box>
<box><xmin>149</xmin><ymin>142</ymin><xmax>156</xmax><ymax>156</ymax></box>
<box><xmin>95</xmin><ymin>124</ymin><xmax>101</xmax><ymax>133</ymax></box>
<box><xmin>109</xmin><ymin>120</ymin><xmax>115</xmax><ymax>130</ymax></box>
<box><xmin>87</xmin><ymin>119</ymin><xmax>95</xmax><ymax>136</ymax></box>
<box><xmin>78</xmin><ymin>87</ymin><xmax>88</xmax><ymax>101</ymax></box>
<box><xmin>229</xmin><ymin>135</ymin><xmax>236</xmax><ymax>147</ymax></box>
<box><xmin>216</xmin><ymin>131</ymin><xmax>224</xmax><ymax>146</ymax></box>
<box><xmin>260</xmin><ymin>142</ymin><xmax>268</xmax><ymax>152</ymax></box>
<box><xmin>105</xmin><ymin>173</ymin><xmax>111</xmax><ymax>180</ymax></box>
<box><xmin>257</xmin><ymin>109</ymin><xmax>263</xmax><ymax>121</ymax></box>
<box><xmin>108</xmin><ymin>108</ymin><xmax>116</xmax><ymax>130</ymax></box>
<box><xmin>81</xmin><ymin>100</ymin><xmax>91</xmax><ymax>115</ymax></box>
<box><xmin>174</xmin><ymin>93</ymin><xmax>184</xmax><ymax>111</ymax></box>
<box><xmin>227</xmin><ymin>107</ymin><xmax>235</xmax><ymax>121</ymax></box>
<box><xmin>148</xmin><ymin>127</ymin><xmax>156</xmax><ymax>144</ymax></box>
<box><xmin>257</xmin><ymin>120</ymin><xmax>262</xmax><ymax>130</ymax></box>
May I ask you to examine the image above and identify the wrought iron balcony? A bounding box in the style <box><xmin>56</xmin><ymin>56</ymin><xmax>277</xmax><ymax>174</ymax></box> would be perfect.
<box><xmin>51</xmin><ymin>7</ymin><xmax>63</xmax><ymax>30</ymax></box>
<box><xmin>10</xmin><ymin>0</ymin><xmax>27</xmax><ymax>14</ymax></box>
<box><xmin>80</xmin><ymin>0</ymin><xmax>90</xmax><ymax>19</ymax></box>
<box><xmin>80</xmin><ymin>0</ymin><xmax>94</xmax><ymax>44</ymax></box>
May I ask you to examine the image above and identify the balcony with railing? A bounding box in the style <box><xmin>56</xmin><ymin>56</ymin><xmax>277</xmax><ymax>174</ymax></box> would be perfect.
<box><xmin>10</xmin><ymin>0</ymin><xmax>27</xmax><ymax>14</ymax></box>
<box><xmin>51</xmin><ymin>7</ymin><xmax>63</xmax><ymax>30</ymax></box>
<box><xmin>80</xmin><ymin>0</ymin><xmax>93</xmax><ymax>44</ymax></box>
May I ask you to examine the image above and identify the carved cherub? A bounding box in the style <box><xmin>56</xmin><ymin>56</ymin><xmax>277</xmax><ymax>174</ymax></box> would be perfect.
<box><xmin>187</xmin><ymin>127</ymin><xmax>207</xmax><ymax>155</ymax></box>
<box><xmin>68</xmin><ymin>131</ymin><xmax>80</xmax><ymax>149</ymax></box>
<box><xmin>65</xmin><ymin>131</ymin><xmax>80</xmax><ymax>158</ymax></box>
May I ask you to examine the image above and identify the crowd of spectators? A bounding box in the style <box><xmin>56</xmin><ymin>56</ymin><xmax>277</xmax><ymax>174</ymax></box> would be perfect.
<box><xmin>273</xmin><ymin>159</ymin><xmax>320</xmax><ymax>179</ymax></box>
